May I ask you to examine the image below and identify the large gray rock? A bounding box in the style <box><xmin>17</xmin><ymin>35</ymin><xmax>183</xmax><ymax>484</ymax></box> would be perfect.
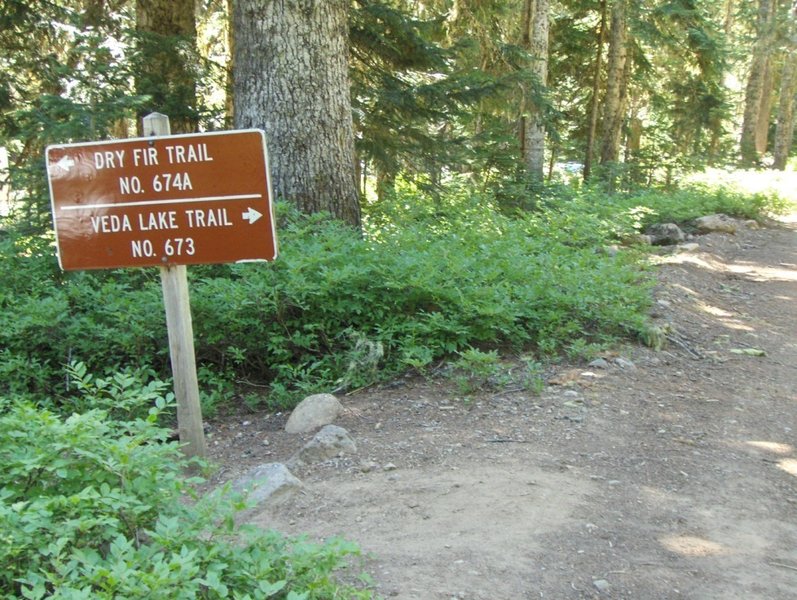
<box><xmin>289</xmin><ymin>425</ymin><xmax>357</xmax><ymax>467</ymax></box>
<box><xmin>284</xmin><ymin>393</ymin><xmax>343</xmax><ymax>434</ymax></box>
<box><xmin>645</xmin><ymin>222</ymin><xmax>686</xmax><ymax>245</ymax></box>
<box><xmin>231</xmin><ymin>463</ymin><xmax>302</xmax><ymax>506</ymax></box>
<box><xmin>693</xmin><ymin>214</ymin><xmax>738</xmax><ymax>234</ymax></box>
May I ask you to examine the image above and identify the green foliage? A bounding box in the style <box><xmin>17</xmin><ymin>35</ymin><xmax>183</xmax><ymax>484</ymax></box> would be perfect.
<box><xmin>350</xmin><ymin>0</ymin><xmax>512</xmax><ymax>194</ymax></box>
<box><xmin>583</xmin><ymin>181</ymin><xmax>791</xmax><ymax>230</ymax></box>
<box><xmin>0</xmin><ymin>237</ymin><xmax>167</xmax><ymax>402</ymax></box>
<box><xmin>0</xmin><ymin>1</ymin><xmax>224</xmax><ymax>235</ymax></box>
<box><xmin>0</xmin><ymin>2</ymin><xmax>145</xmax><ymax>232</ymax></box>
<box><xmin>0</xmin><ymin>381</ymin><xmax>371</xmax><ymax>599</ymax></box>
<box><xmin>185</xmin><ymin>197</ymin><xmax>653</xmax><ymax>406</ymax></box>
<box><xmin>2</xmin><ymin>170</ymin><xmax>787</xmax><ymax>411</ymax></box>
<box><xmin>63</xmin><ymin>361</ymin><xmax>172</xmax><ymax>422</ymax></box>
<box><xmin>449</xmin><ymin>348</ymin><xmax>545</xmax><ymax>397</ymax></box>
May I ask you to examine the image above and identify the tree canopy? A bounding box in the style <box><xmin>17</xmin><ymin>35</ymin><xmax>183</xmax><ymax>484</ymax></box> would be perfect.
<box><xmin>1</xmin><ymin>0</ymin><xmax>795</xmax><ymax>226</ymax></box>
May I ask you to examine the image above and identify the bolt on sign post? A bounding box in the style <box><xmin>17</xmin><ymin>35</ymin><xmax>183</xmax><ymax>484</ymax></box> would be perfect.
<box><xmin>46</xmin><ymin>113</ymin><xmax>278</xmax><ymax>459</ymax></box>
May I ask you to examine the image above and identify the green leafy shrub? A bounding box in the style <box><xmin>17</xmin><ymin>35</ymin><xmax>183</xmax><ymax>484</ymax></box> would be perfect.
<box><xmin>0</xmin><ymin>378</ymin><xmax>372</xmax><ymax>599</ymax></box>
<box><xmin>187</xmin><ymin>201</ymin><xmax>652</xmax><ymax>403</ymax></box>
<box><xmin>448</xmin><ymin>348</ymin><xmax>544</xmax><ymax>397</ymax></box>
<box><xmin>2</xmin><ymin>175</ymin><xmax>785</xmax><ymax>410</ymax></box>
<box><xmin>0</xmin><ymin>197</ymin><xmax>651</xmax><ymax>408</ymax></box>
<box><xmin>579</xmin><ymin>183</ymin><xmax>790</xmax><ymax>233</ymax></box>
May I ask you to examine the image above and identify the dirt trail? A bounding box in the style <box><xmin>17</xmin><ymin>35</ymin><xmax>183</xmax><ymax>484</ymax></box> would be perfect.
<box><xmin>212</xmin><ymin>217</ymin><xmax>797</xmax><ymax>599</ymax></box>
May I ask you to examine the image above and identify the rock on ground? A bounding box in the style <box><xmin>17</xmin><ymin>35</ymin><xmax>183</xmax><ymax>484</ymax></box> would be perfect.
<box><xmin>289</xmin><ymin>425</ymin><xmax>357</xmax><ymax>467</ymax></box>
<box><xmin>693</xmin><ymin>213</ymin><xmax>739</xmax><ymax>234</ymax></box>
<box><xmin>645</xmin><ymin>222</ymin><xmax>686</xmax><ymax>245</ymax></box>
<box><xmin>231</xmin><ymin>463</ymin><xmax>302</xmax><ymax>507</ymax></box>
<box><xmin>284</xmin><ymin>393</ymin><xmax>343</xmax><ymax>434</ymax></box>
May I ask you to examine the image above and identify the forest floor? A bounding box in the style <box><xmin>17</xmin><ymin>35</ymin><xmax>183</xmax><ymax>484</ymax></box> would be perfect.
<box><xmin>208</xmin><ymin>214</ymin><xmax>797</xmax><ymax>600</ymax></box>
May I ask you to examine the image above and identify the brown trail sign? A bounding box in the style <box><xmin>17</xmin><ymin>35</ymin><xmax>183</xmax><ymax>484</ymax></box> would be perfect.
<box><xmin>46</xmin><ymin>121</ymin><xmax>278</xmax><ymax>460</ymax></box>
<box><xmin>47</xmin><ymin>129</ymin><xmax>277</xmax><ymax>270</ymax></box>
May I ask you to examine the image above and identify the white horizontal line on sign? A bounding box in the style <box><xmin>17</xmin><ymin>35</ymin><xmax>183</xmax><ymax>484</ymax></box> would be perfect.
<box><xmin>61</xmin><ymin>193</ymin><xmax>263</xmax><ymax>211</ymax></box>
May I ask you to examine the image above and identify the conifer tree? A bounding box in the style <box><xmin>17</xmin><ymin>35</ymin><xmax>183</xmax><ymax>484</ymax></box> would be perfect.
<box><xmin>521</xmin><ymin>0</ymin><xmax>550</xmax><ymax>182</ymax></box>
<box><xmin>598</xmin><ymin>0</ymin><xmax>628</xmax><ymax>176</ymax></box>
<box><xmin>134</xmin><ymin>0</ymin><xmax>199</xmax><ymax>134</ymax></box>
<box><xmin>233</xmin><ymin>0</ymin><xmax>361</xmax><ymax>227</ymax></box>
<box><xmin>740</xmin><ymin>0</ymin><xmax>777</xmax><ymax>166</ymax></box>
<box><xmin>773</xmin><ymin>0</ymin><xmax>797</xmax><ymax>170</ymax></box>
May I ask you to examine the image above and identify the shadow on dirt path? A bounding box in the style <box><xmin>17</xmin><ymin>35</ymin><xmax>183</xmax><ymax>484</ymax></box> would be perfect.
<box><xmin>216</xmin><ymin>218</ymin><xmax>796</xmax><ymax>599</ymax></box>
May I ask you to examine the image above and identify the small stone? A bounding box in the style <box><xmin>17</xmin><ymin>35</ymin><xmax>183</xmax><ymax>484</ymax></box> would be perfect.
<box><xmin>588</xmin><ymin>358</ymin><xmax>610</xmax><ymax>369</ymax></box>
<box><xmin>360</xmin><ymin>461</ymin><xmax>380</xmax><ymax>473</ymax></box>
<box><xmin>677</xmin><ymin>242</ymin><xmax>699</xmax><ymax>252</ymax></box>
<box><xmin>261</xmin><ymin>438</ymin><xmax>270</xmax><ymax>446</ymax></box>
<box><xmin>383</xmin><ymin>462</ymin><xmax>398</xmax><ymax>471</ymax></box>
<box><xmin>593</xmin><ymin>579</ymin><xmax>611</xmax><ymax>593</ymax></box>
<box><xmin>289</xmin><ymin>425</ymin><xmax>356</xmax><ymax>466</ymax></box>
<box><xmin>614</xmin><ymin>357</ymin><xmax>636</xmax><ymax>370</ymax></box>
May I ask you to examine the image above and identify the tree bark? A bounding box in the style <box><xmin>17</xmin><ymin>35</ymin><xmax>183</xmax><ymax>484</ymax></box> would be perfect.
<box><xmin>233</xmin><ymin>0</ymin><xmax>361</xmax><ymax>228</ymax></box>
<box><xmin>135</xmin><ymin>0</ymin><xmax>198</xmax><ymax>134</ymax></box>
<box><xmin>583</xmin><ymin>0</ymin><xmax>607</xmax><ymax>182</ymax></box>
<box><xmin>598</xmin><ymin>0</ymin><xmax>628</xmax><ymax>168</ymax></box>
<box><xmin>225</xmin><ymin>0</ymin><xmax>235</xmax><ymax>128</ymax></box>
<box><xmin>740</xmin><ymin>0</ymin><xmax>776</xmax><ymax>166</ymax></box>
<box><xmin>521</xmin><ymin>0</ymin><xmax>549</xmax><ymax>182</ymax></box>
<box><xmin>773</xmin><ymin>1</ymin><xmax>797</xmax><ymax>170</ymax></box>
<box><xmin>755</xmin><ymin>57</ymin><xmax>774</xmax><ymax>155</ymax></box>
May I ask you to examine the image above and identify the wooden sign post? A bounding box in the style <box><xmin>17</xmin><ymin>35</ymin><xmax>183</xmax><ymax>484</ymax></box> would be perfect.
<box><xmin>144</xmin><ymin>113</ymin><xmax>207</xmax><ymax>459</ymax></box>
<box><xmin>46</xmin><ymin>114</ymin><xmax>277</xmax><ymax>459</ymax></box>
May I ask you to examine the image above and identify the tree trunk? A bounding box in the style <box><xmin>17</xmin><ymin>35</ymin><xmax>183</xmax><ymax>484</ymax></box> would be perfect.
<box><xmin>521</xmin><ymin>0</ymin><xmax>549</xmax><ymax>182</ymax></box>
<box><xmin>135</xmin><ymin>0</ymin><xmax>198</xmax><ymax>134</ymax></box>
<box><xmin>755</xmin><ymin>57</ymin><xmax>774</xmax><ymax>155</ymax></box>
<box><xmin>773</xmin><ymin>1</ymin><xmax>797</xmax><ymax>170</ymax></box>
<box><xmin>233</xmin><ymin>0</ymin><xmax>361</xmax><ymax>228</ymax></box>
<box><xmin>740</xmin><ymin>0</ymin><xmax>776</xmax><ymax>166</ymax></box>
<box><xmin>627</xmin><ymin>116</ymin><xmax>642</xmax><ymax>154</ymax></box>
<box><xmin>598</xmin><ymin>0</ymin><xmax>628</xmax><ymax>168</ymax></box>
<box><xmin>583</xmin><ymin>0</ymin><xmax>607</xmax><ymax>182</ymax></box>
<box><xmin>724</xmin><ymin>0</ymin><xmax>735</xmax><ymax>36</ymax></box>
<box><xmin>225</xmin><ymin>0</ymin><xmax>235</xmax><ymax>128</ymax></box>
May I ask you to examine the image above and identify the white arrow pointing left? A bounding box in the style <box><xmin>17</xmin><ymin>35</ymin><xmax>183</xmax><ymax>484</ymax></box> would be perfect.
<box><xmin>55</xmin><ymin>156</ymin><xmax>76</xmax><ymax>172</ymax></box>
<box><xmin>242</xmin><ymin>207</ymin><xmax>263</xmax><ymax>224</ymax></box>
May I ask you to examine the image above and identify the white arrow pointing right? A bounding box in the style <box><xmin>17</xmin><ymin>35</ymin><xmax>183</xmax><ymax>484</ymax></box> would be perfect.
<box><xmin>242</xmin><ymin>207</ymin><xmax>263</xmax><ymax>224</ymax></box>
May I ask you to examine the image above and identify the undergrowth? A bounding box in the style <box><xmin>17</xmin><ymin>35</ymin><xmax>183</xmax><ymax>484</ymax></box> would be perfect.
<box><xmin>0</xmin><ymin>178</ymin><xmax>786</xmax><ymax>410</ymax></box>
<box><xmin>0</xmin><ymin>376</ymin><xmax>372</xmax><ymax>599</ymax></box>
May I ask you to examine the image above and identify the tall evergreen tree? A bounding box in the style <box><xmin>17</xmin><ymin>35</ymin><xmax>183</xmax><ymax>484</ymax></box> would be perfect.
<box><xmin>598</xmin><ymin>0</ymin><xmax>628</xmax><ymax>170</ymax></box>
<box><xmin>740</xmin><ymin>0</ymin><xmax>777</xmax><ymax>166</ymax></box>
<box><xmin>135</xmin><ymin>0</ymin><xmax>199</xmax><ymax>133</ymax></box>
<box><xmin>0</xmin><ymin>0</ymin><xmax>140</xmax><ymax>231</ymax></box>
<box><xmin>773</xmin><ymin>0</ymin><xmax>797</xmax><ymax>170</ymax></box>
<box><xmin>521</xmin><ymin>0</ymin><xmax>550</xmax><ymax>181</ymax></box>
<box><xmin>233</xmin><ymin>0</ymin><xmax>361</xmax><ymax>227</ymax></box>
<box><xmin>582</xmin><ymin>0</ymin><xmax>608</xmax><ymax>181</ymax></box>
